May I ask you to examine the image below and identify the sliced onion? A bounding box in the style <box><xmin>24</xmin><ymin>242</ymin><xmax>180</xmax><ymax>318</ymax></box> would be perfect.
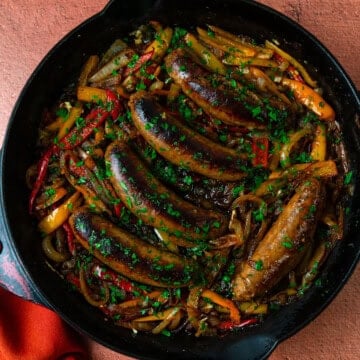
<box><xmin>42</xmin><ymin>236</ymin><xmax>69</xmax><ymax>263</ymax></box>
<box><xmin>79</xmin><ymin>267</ymin><xmax>110</xmax><ymax>307</ymax></box>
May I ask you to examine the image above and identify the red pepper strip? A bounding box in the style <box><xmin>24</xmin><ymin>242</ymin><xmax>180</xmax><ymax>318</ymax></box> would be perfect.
<box><xmin>60</xmin><ymin>91</ymin><xmax>122</xmax><ymax>149</ymax></box>
<box><xmin>218</xmin><ymin>317</ymin><xmax>258</xmax><ymax>331</ymax></box>
<box><xmin>59</xmin><ymin>108</ymin><xmax>108</xmax><ymax>150</ymax></box>
<box><xmin>28</xmin><ymin>145</ymin><xmax>56</xmax><ymax>214</ymax></box>
<box><xmin>92</xmin><ymin>264</ymin><xmax>135</xmax><ymax>293</ymax></box>
<box><xmin>124</xmin><ymin>50</ymin><xmax>154</xmax><ymax>77</ymax></box>
<box><xmin>62</xmin><ymin>222</ymin><xmax>76</xmax><ymax>256</ymax></box>
<box><xmin>272</xmin><ymin>52</ymin><xmax>304</xmax><ymax>83</ymax></box>
<box><xmin>252</xmin><ymin>137</ymin><xmax>269</xmax><ymax>167</ymax></box>
<box><xmin>272</xmin><ymin>52</ymin><xmax>284</xmax><ymax>63</ymax></box>
<box><xmin>105</xmin><ymin>89</ymin><xmax>122</xmax><ymax>120</ymax></box>
<box><xmin>113</xmin><ymin>203</ymin><xmax>124</xmax><ymax>218</ymax></box>
<box><xmin>66</xmin><ymin>272</ymin><xmax>81</xmax><ymax>289</ymax></box>
<box><xmin>228</xmin><ymin>126</ymin><xmax>249</xmax><ymax>134</ymax></box>
<box><xmin>142</xmin><ymin>63</ymin><xmax>158</xmax><ymax>86</ymax></box>
<box><xmin>66</xmin><ymin>152</ymin><xmax>87</xmax><ymax>178</ymax></box>
<box><xmin>287</xmin><ymin>65</ymin><xmax>305</xmax><ymax>83</ymax></box>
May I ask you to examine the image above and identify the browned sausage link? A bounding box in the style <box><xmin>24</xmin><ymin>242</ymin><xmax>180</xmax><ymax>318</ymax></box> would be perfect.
<box><xmin>129</xmin><ymin>91</ymin><xmax>247</xmax><ymax>181</ymax></box>
<box><xmin>232</xmin><ymin>178</ymin><xmax>325</xmax><ymax>300</ymax></box>
<box><xmin>69</xmin><ymin>208</ymin><xmax>200</xmax><ymax>287</ymax></box>
<box><xmin>165</xmin><ymin>49</ymin><xmax>288</xmax><ymax>129</ymax></box>
<box><xmin>105</xmin><ymin>141</ymin><xmax>228</xmax><ymax>247</ymax></box>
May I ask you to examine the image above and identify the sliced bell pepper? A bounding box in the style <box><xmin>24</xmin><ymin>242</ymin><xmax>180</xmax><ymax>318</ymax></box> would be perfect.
<box><xmin>59</xmin><ymin>108</ymin><xmax>108</xmax><ymax>150</ymax></box>
<box><xmin>62</xmin><ymin>221</ymin><xmax>76</xmax><ymax>256</ymax></box>
<box><xmin>201</xmin><ymin>289</ymin><xmax>240</xmax><ymax>323</ymax></box>
<box><xmin>281</xmin><ymin>78</ymin><xmax>335</xmax><ymax>121</ymax></box>
<box><xmin>144</xmin><ymin>27</ymin><xmax>173</xmax><ymax>62</ymax></box>
<box><xmin>28</xmin><ymin>146</ymin><xmax>56</xmax><ymax>214</ymax></box>
<box><xmin>57</xmin><ymin>104</ymin><xmax>83</xmax><ymax>140</ymax></box>
<box><xmin>272</xmin><ymin>52</ymin><xmax>305</xmax><ymax>83</ymax></box>
<box><xmin>252</xmin><ymin>137</ymin><xmax>269</xmax><ymax>167</ymax></box>
<box><xmin>38</xmin><ymin>192</ymin><xmax>81</xmax><ymax>234</ymax></box>
<box><xmin>124</xmin><ymin>50</ymin><xmax>154</xmax><ymax>77</ymax></box>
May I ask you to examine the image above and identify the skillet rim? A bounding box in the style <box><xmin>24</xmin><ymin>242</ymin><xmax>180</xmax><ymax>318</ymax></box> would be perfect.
<box><xmin>0</xmin><ymin>0</ymin><xmax>359</xmax><ymax>359</ymax></box>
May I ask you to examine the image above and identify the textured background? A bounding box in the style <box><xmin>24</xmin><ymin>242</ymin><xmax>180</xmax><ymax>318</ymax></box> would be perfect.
<box><xmin>0</xmin><ymin>1</ymin><xmax>359</xmax><ymax>359</ymax></box>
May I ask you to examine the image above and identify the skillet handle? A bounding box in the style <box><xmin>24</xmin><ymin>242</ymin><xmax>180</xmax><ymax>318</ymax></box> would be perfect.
<box><xmin>0</xmin><ymin>148</ymin><xmax>47</xmax><ymax>305</ymax></box>
<box><xmin>221</xmin><ymin>334</ymin><xmax>278</xmax><ymax>360</ymax></box>
<box><xmin>103</xmin><ymin>0</ymin><xmax>160</xmax><ymax>19</ymax></box>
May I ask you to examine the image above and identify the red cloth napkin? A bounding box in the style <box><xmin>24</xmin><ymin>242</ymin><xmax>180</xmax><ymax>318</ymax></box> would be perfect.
<box><xmin>0</xmin><ymin>287</ymin><xmax>87</xmax><ymax>360</ymax></box>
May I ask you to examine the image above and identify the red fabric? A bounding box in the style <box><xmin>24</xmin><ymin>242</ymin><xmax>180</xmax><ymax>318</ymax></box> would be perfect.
<box><xmin>0</xmin><ymin>287</ymin><xmax>87</xmax><ymax>360</ymax></box>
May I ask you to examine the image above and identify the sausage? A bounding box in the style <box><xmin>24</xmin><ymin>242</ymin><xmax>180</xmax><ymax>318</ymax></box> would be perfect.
<box><xmin>132</xmin><ymin>136</ymin><xmax>237</xmax><ymax>211</ymax></box>
<box><xmin>165</xmin><ymin>49</ymin><xmax>289</xmax><ymax>129</ymax></box>
<box><xmin>105</xmin><ymin>141</ymin><xmax>228</xmax><ymax>247</ymax></box>
<box><xmin>69</xmin><ymin>208</ymin><xmax>200</xmax><ymax>287</ymax></box>
<box><xmin>129</xmin><ymin>91</ymin><xmax>247</xmax><ymax>181</ymax></box>
<box><xmin>232</xmin><ymin>178</ymin><xmax>324</xmax><ymax>300</ymax></box>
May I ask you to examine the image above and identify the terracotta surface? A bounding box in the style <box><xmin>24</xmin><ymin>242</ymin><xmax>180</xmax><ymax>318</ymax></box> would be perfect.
<box><xmin>0</xmin><ymin>1</ymin><xmax>359</xmax><ymax>359</ymax></box>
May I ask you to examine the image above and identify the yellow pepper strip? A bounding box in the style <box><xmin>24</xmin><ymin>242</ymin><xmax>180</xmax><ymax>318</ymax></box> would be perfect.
<box><xmin>145</xmin><ymin>27</ymin><xmax>173</xmax><ymax>62</ymax></box>
<box><xmin>42</xmin><ymin>236</ymin><xmax>69</xmax><ymax>262</ymax></box>
<box><xmin>77</xmin><ymin>86</ymin><xmax>108</xmax><ymax>104</ymax></box>
<box><xmin>57</xmin><ymin>104</ymin><xmax>83</xmax><ymax>140</ymax></box>
<box><xmin>133</xmin><ymin>307</ymin><xmax>180</xmax><ymax>322</ymax></box>
<box><xmin>208</xmin><ymin>25</ymin><xmax>274</xmax><ymax>59</ymax></box>
<box><xmin>154</xmin><ymin>229</ymin><xmax>179</xmax><ymax>253</ymax></box>
<box><xmin>301</xmin><ymin>241</ymin><xmax>327</xmax><ymax>287</ymax></box>
<box><xmin>167</xmin><ymin>83</ymin><xmax>181</xmax><ymax>102</ymax></box>
<box><xmin>184</xmin><ymin>33</ymin><xmax>227</xmax><ymax>75</ymax></box>
<box><xmin>254</xmin><ymin>178</ymin><xmax>286</xmax><ymax>197</ymax></box>
<box><xmin>286</xmin><ymin>288</ymin><xmax>298</xmax><ymax>296</ymax></box>
<box><xmin>186</xmin><ymin>286</ymin><xmax>203</xmax><ymax>332</ymax></box>
<box><xmin>168</xmin><ymin>309</ymin><xmax>183</xmax><ymax>330</ymax></box>
<box><xmin>310</xmin><ymin>124</ymin><xmax>327</xmax><ymax>161</ymax></box>
<box><xmin>38</xmin><ymin>192</ymin><xmax>81</xmax><ymax>234</ymax></box>
<box><xmin>281</xmin><ymin>78</ymin><xmax>335</xmax><ymax>121</ymax></box>
<box><xmin>201</xmin><ymin>289</ymin><xmax>240</xmax><ymax>323</ymax></box>
<box><xmin>115</xmin><ymin>291</ymin><xmax>162</xmax><ymax>309</ymax></box>
<box><xmin>269</xmin><ymin>160</ymin><xmax>338</xmax><ymax>180</ymax></box>
<box><xmin>279</xmin><ymin>127</ymin><xmax>313</xmax><ymax>168</ymax></box>
<box><xmin>265</xmin><ymin>40</ymin><xmax>317</xmax><ymax>88</ymax></box>
<box><xmin>238</xmin><ymin>302</ymin><xmax>268</xmax><ymax>315</ymax></box>
<box><xmin>46</xmin><ymin>103</ymin><xmax>72</xmax><ymax>132</ymax></box>
<box><xmin>223</xmin><ymin>56</ymin><xmax>278</xmax><ymax>68</ymax></box>
<box><xmin>78</xmin><ymin>55</ymin><xmax>99</xmax><ymax>86</ymax></box>
<box><xmin>35</xmin><ymin>186</ymin><xmax>68</xmax><ymax>210</ymax></box>
<box><xmin>45</xmin><ymin>117</ymin><xmax>63</xmax><ymax>132</ymax></box>
<box><xmin>197</xmin><ymin>27</ymin><xmax>256</xmax><ymax>58</ymax></box>
<box><xmin>248</xmin><ymin>66</ymin><xmax>291</xmax><ymax>105</ymax></box>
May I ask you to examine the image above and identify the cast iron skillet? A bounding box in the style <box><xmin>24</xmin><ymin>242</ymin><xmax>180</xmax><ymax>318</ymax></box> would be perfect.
<box><xmin>0</xmin><ymin>0</ymin><xmax>359</xmax><ymax>359</ymax></box>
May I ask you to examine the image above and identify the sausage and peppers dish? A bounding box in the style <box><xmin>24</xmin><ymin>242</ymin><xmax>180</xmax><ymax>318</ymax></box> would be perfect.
<box><xmin>27</xmin><ymin>22</ymin><xmax>349</xmax><ymax>337</ymax></box>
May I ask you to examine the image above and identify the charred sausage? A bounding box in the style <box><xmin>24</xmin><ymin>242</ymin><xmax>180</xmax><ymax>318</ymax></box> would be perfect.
<box><xmin>165</xmin><ymin>49</ymin><xmax>290</xmax><ymax>129</ymax></box>
<box><xmin>106</xmin><ymin>141</ymin><xmax>228</xmax><ymax>247</ymax></box>
<box><xmin>232</xmin><ymin>178</ymin><xmax>324</xmax><ymax>300</ymax></box>
<box><xmin>69</xmin><ymin>208</ymin><xmax>200</xmax><ymax>287</ymax></box>
<box><xmin>129</xmin><ymin>91</ymin><xmax>247</xmax><ymax>181</ymax></box>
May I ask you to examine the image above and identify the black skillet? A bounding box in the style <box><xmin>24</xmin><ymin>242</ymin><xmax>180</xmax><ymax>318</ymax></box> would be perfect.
<box><xmin>0</xmin><ymin>0</ymin><xmax>359</xmax><ymax>359</ymax></box>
